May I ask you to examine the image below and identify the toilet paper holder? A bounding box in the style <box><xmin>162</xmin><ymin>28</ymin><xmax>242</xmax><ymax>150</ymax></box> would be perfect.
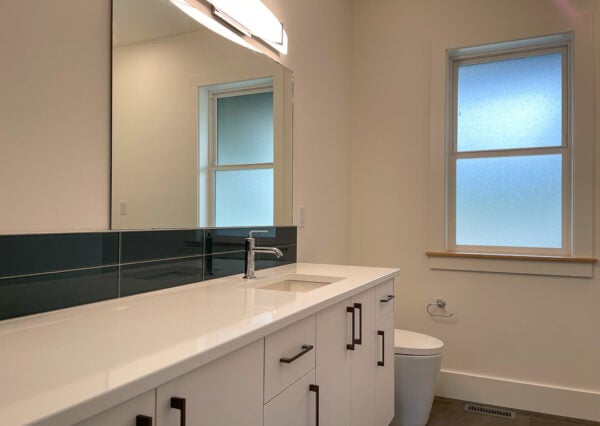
<box><xmin>426</xmin><ymin>299</ymin><xmax>454</xmax><ymax>318</ymax></box>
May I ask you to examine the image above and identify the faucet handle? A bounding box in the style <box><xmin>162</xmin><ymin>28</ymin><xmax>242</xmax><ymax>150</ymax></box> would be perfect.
<box><xmin>248</xmin><ymin>229</ymin><xmax>269</xmax><ymax>238</ymax></box>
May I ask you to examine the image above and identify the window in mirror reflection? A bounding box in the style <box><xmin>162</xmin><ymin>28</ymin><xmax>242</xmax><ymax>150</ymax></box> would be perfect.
<box><xmin>203</xmin><ymin>84</ymin><xmax>274</xmax><ymax>226</ymax></box>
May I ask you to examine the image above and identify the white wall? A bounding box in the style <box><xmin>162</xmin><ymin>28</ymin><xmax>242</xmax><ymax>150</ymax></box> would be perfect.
<box><xmin>264</xmin><ymin>0</ymin><xmax>354</xmax><ymax>264</ymax></box>
<box><xmin>350</xmin><ymin>0</ymin><xmax>600</xmax><ymax>421</ymax></box>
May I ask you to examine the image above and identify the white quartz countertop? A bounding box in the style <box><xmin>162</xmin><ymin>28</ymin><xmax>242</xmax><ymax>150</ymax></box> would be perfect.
<box><xmin>0</xmin><ymin>263</ymin><xmax>399</xmax><ymax>425</ymax></box>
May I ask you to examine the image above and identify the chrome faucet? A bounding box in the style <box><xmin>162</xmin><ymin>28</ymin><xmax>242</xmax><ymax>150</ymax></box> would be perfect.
<box><xmin>244</xmin><ymin>230</ymin><xmax>283</xmax><ymax>279</ymax></box>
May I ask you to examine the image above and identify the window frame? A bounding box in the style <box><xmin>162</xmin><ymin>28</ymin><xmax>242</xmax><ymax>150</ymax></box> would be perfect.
<box><xmin>447</xmin><ymin>44</ymin><xmax>572</xmax><ymax>256</ymax></box>
<box><xmin>426</xmin><ymin>19</ymin><xmax>596</xmax><ymax>277</ymax></box>
<box><xmin>207</xmin><ymin>84</ymin><xmax>275</xmax><ymax>227</ymax></box>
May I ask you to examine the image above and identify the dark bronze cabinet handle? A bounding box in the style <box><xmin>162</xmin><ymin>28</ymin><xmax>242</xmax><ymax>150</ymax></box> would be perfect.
<box><xmin>377</xmin><ymin>330</ymin><xmax>385</xmax><ymax>367</ymax></box>
<box><xmin>346</xmin><ymin>306</ymin><xmax>355</xmax><ymax>350</ymax></box>
<box><xmin>354</xmin><ymin>303</ymin><xmax>363</xmax><ymax>345</ymax></box>
<box><xmin>170</xmin><ymin>397</ymin><xmax>186</xmax><ymax>426</ymax></box>
<box><xmin>380</xmin><ymin>294</ymin><xmax>395</xmax><ymax>303</ymax></box>
<box><xmin>279</xmin><ymin>344</ymin><xmax>314</xmax><ymax>363</ymax></box>
<box><xmin>309</xmin><ymin>384</ymin><xmax>320</xmax><ymax>426</ymax></box>
<box><xmin>136</xmin><ymin>415</ymin><xmax>153</xmax><ymax>426</ymax></box>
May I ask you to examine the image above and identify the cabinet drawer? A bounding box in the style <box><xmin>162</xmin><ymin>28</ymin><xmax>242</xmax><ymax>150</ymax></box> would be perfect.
<box><xmin>265</xmin><ymin>315</ymin><xmax>316</xmax><ymax>402</ymax></box>
<box><xmin>264</xmin><ymin>369</ymin><xmax>317</xmax><ymax>426</ymax></box>
<box><xmin>375</xmin><ymin>279</ymin><xmax>395</xmax><ymax>320</ymax></box>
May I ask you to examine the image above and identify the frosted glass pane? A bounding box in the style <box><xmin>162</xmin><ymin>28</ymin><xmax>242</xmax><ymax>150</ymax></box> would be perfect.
<box><xmin>215</xmin><ymin>169</ymin><xmax>273</xmax><ymax>227</ymax></box>
<box><xmin>217</xmin><ymin>92</ymin><xmax>273</xmax><ymax>165</ymax></box>
<box><xmin>457</xmin><ymin>53</ymin><xmax>562</xmax><ymax>152</ymax></box>
<box><xmin>456</xmin><ymin>155</ymin><xmax>562</xmax><ymax>248</ymax></box>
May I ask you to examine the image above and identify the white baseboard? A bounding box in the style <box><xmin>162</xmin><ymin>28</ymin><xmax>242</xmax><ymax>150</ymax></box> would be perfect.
<box><xmin>436</xmin><ymin>369</ymin><xmax>600</xmax><ymax>422</ymax></box>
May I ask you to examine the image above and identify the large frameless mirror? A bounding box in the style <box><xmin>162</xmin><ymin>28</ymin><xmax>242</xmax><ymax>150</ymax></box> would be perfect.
<box><xmin>111</xmin><ymin>0</ymin><xmax>293</xmax><ymax>229</ymax></box>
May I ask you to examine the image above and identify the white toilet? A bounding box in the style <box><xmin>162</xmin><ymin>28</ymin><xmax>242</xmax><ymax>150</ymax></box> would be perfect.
<box><xmin>391</xmin><ymin>329</ymin><xmax>444</xmax><ymax>426</ymax></box>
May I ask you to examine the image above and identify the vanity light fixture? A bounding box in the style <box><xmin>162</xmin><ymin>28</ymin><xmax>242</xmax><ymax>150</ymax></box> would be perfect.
<box><xmin>206</xmin><ymin>0</ymin><xmax>288</xmax><ymax>54</ymax></box>
<box><xmin>169</xmin><ymin>0</ymin><xmax>257</xmax><ymax>51</ymax></box>
<box><xmin>170</xmin><ymin>0</ymin><xmax>287</xmax><ymax>55</ymax></box>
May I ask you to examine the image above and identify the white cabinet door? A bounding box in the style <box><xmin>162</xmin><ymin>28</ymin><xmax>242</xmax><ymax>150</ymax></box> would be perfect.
<box><xmin>350</xmin><ymin>287</ymin><xmax>377</xmax><ymax>426</ymax></box>
<box><xmin>375</xmin><ymin>312</ymin><xmax>395</xmax><ymax>426</ymax></box>
<box><xmin>316</xmin><ymin>286</ymin><xmax>388</xmax><ymax>426</ymax></box>
<box><xmin>75</xmin><ymin>390</ymin><xmax>155</xmax><ymax>426</ymax></box>
<box><xmin>264</xmin><ymin>369</ymin><xmax>318</xmax><ymax>426</ymax></box>
<box><xmin>316</xmin><ymin>299</ymin><xmax>351</xmax><ymax>426</ymax></box>
<box><xmin>156</xmin><ymin>339</ymin><xmax>263</xmax><ymax>426</ymax></box>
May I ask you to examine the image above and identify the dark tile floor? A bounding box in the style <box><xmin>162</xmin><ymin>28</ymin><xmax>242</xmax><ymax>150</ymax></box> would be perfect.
<box><xmin>426</xmin><ymin>398</ymin><xmax>599</xmax><ymax>426</ymax></box>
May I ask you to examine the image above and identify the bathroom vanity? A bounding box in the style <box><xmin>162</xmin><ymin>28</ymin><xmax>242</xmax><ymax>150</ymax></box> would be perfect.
<box><xmin>0</xmin><ymin>263</ymin><xmax>398</xmax><ymax>425</ymax></box>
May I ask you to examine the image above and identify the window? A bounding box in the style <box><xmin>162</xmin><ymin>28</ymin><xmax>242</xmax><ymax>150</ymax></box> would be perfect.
<box><xmin>208</xmin><ymin>85</ymin><xmax>274</xmax><ymax>227</ymax></box>
<box><xmin>448</xmin><ymin>40</ymin><xmax>570</xmax><ymax>255</ymax></box>
<box><xmin>428</xmin><ymin>23</ymin><xmax>595</xmax><ymax>276</ymax></box>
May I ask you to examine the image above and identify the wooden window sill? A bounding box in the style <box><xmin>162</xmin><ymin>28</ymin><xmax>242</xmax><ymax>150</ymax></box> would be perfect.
<box><xmin>425</xmin><ymin>251</ymin><xmax>596</xmax><ymax>277</ymax></box>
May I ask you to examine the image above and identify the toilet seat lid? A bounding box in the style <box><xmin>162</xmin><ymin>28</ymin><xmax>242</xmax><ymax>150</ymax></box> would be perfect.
<box><xmin>394</xmin><ymin>329</ymin><xmax>444</xmax><ymax>355</ymax></box>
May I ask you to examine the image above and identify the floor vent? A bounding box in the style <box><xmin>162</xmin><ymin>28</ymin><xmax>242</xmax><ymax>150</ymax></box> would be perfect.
<box><xmin>464</xmin><ymin>403</ymin><xmax>516</xmax><ymax>419</ymax></box>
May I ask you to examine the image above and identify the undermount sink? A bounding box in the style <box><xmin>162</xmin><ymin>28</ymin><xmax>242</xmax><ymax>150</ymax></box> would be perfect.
<box><xmin>250</xmin><ymin>274</ymin><xmax>345</xmax><ymax>293</ymax></box>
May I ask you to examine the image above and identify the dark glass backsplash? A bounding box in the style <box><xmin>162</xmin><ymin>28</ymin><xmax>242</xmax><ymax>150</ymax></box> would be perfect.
<box><xmin>0</xmin><ymin>226</ymin><xmax>296</xmax><ymax>320</ymax></box>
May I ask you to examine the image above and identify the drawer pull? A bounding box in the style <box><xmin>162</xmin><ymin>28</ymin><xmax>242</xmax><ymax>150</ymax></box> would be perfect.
<box><xmin>309</xmin><ymin>384</ymin><xmax>320</xmax><ymax>426</ymax></box>
<box><xmin>380</xmin><ymin>294</ymin><xmax>395</xmax><ymax>303</ymax></box>
<box><xmin>346</xmin><ymin>306</ymin><xmax>355</xmax><ymax>350</ymax></box>
<box><xmin>170</xmin><ymin>397</ymin><xmax>186</xmax><ymax>426</ymax></box>
<box><xmin>354</xmin><ymin>303</ymin><xmax>363</xmax><ymax>345</ymax></box>
<box><xmin>136</xmin><ymin>415</ymin><xmax>153</xmax><ymax>426</ymax></box>
<box><xmin>279</xmin><ymin>344</ymin><xmax>314</xmax><ymax>363</ymax></box>
<box><xmin>377</xmin><ymin>330</ymin><xmax>385</xmax><ymax>367</ymax></box>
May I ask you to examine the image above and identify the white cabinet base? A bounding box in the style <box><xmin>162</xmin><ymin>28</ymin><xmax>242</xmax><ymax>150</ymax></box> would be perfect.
<box><xmin>315</xmin><ymin>280</ymin><xmax>395</xmax><ymax>426</ymax></box>
<box><xmin>74</xmin><ymin>276</ymin><xmax>397</xmax><ymax>426</ymax></box>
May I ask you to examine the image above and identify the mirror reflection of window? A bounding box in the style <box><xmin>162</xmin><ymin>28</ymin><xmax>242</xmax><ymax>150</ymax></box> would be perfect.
<box><xmin>112</xmin><ymin>0</ymin><xmax>293</xmax><ymax>231</ymax></box>
<box><xmin>205</xmin><ymin>85</ymin><xmax>275</xmax><ymax>226</ymax></box>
